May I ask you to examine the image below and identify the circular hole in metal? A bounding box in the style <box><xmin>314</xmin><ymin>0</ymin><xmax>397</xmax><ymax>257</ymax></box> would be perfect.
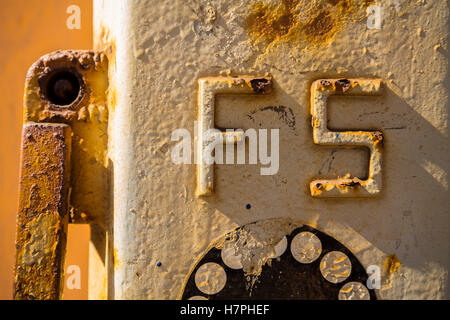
<box><xmin>43</xmin><ymin>70</ymin><xmax>82</xmax><ymax>106</ymax></box>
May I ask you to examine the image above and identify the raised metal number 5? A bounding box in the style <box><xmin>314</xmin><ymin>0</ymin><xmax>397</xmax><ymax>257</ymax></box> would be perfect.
<box><xmin>310</xmin><ymin>79</ymin><xmax>384</xmax><ymax>198</ymax></box>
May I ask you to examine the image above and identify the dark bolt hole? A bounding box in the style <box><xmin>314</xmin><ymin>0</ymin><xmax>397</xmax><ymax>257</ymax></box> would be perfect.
<box><xmin>45</xmin><ymin>70</ymin><xmax>81</xmax><ymax>106</ymax></box>
<box><xmin>246</xmin><ymin>204</ymin><xmax>251</xmax><ymax>210</ymax></box>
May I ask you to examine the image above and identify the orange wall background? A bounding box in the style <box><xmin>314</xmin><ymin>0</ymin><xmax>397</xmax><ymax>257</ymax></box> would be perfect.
<box><xmin>0</xmin><ymin>0</ymin><xmax>93</xmax><ymax>300</ymax></box>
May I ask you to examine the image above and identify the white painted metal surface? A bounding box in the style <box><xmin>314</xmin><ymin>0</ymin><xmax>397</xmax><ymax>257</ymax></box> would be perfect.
<box><xmin>92</xmin><ymin>0</ymin><xmax>449</xmax><ymax>299</ymax></box>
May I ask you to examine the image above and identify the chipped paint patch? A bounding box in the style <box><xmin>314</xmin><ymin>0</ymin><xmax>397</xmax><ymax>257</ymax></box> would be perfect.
<box><xmin>22</xmin><ymin>213</ymin><xmax>61</xmax><ymax>266</ymax></box>
<box><xmin>216</xmin><ymin>218</ymin><xmax>300</xmax><ymax>289</ymax></box>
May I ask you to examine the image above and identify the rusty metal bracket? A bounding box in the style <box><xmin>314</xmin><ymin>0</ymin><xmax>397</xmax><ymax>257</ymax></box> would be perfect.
<box><xmin>310</xmin><ymin>79</ymin><xmax>384</xmax><ymax>198</ymax></box>
<box><xmin>14</xmin><ymin>50</ymin><xmax>109</xmax><ymax>299</ymax></box>
<box><xmin>197</xmin><ymin>77</ymin><xmax>272</xmax><ymax>196</ymax></box>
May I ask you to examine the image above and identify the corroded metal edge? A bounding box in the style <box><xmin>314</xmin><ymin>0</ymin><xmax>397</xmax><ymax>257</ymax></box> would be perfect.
<box><xmin>14</xmin><ymin>123</ymin><xmax>72</xmax><ymax>300</ymax></box>
<box><xmin>24</xmin><ymin>50</ymin><xmax>108</xmax><ymax>124</ymax></box>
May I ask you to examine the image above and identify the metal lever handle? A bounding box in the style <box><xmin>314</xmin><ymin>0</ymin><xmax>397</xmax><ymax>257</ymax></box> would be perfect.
<box><xmin>13</xmin><ymin>49</ymin><xmax>108</xmax><ymax>299</ymax></box>
<box><xmin>14</xmin><ymin>123</ymin><xmax>71</xmax><ymax>300</ymax></box>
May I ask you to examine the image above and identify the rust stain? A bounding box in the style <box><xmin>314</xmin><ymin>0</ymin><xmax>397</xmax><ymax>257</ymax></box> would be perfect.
<box><xmin>245</xmin><ymin>0</ymin><xmax>374</xmax><ymax>47</ymax></box>
<box><xmin>384</xmin><ymin>254</ymin><xmax>400</xmax><ymax>275</ymax></box>
<box><xmin>303</xmin><ymin>10</ymin><xmax>334</xmax><ymax>40</ymax></box>
<box><xmin>334</xmin><ymin>78</ymin><xmax>352</xmax><ymax>92</ymax></box>
<box><xmin>372</xmin><ymin>130</ymin><xmax>384</xmax><ymax>149</ymax></box>
<box><xmin>385</xmin><ymin>254</ymin><xmax>400</xmax><ymax>274</ymax></box>
<box><xmin>245</xmin><ymin>0</ymin><xmax>298</xmax><ymax>44</ymax></box>
<box><xmin>14</xmin><ymin>124</ymin><xmax>71</xmax><ymax>300</ymax></box>
<box><xmin>250</xmin><ymin>78</ymin><xmax>273</xmax><ymax>94</ymax></box>
<box><xmin>311</xmin><ymin>175</ymin><xmax>363</xmax><ymax>197</ymax></box>
<box><xmin>245</xmin><ymin>0</ymin><xmax>297</xmax><ymax>43</ymax></box>
<box><xmin>113</xmin><ymin>248</ymin><xmax>120</xmax><ymax>269</ymax></box>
